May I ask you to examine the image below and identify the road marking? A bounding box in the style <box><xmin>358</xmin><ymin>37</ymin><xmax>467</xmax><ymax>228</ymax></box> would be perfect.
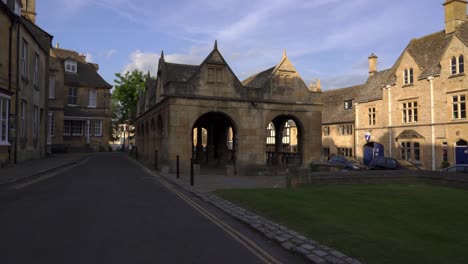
<box><xmin>139</xmin><ymin>166</ymin><xmax>282</xmax><ymax>264</ymax></box>
<box><xmin>10</xmin><ymin>158</ymin><xmax>89</xmax><ymax>190</ymax></box>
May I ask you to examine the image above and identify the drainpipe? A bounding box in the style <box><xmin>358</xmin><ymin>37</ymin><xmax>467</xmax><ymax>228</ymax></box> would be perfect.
<box><xmin>14</xmin><ymin>19</ymin><xmax>20</xmax><ymax>164</ymax></box>
<box><xmin>354</xmin><ymin>102</ymin><xmax>358</xmax><ymax>159</ymax></box>
<box><xmin>386</xmin><ymin>85</ymin><xmax>392</xmax><ymax>157</ymax></box>
<box><xmin>428</xmin><ymin>76</ymin><xmax>436</xmax><ymax>170</ymax></box>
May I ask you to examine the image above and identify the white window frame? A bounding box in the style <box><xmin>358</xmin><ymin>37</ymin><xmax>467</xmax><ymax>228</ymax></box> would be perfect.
<box><xmin>88</xmin><ymin>88</ymin><xmax>97</xmax><ymax>107</ymax></box>
<box><xmin>282</xmin><ymin>122</ymin><xmax>290</xmax><ymax>144</ymax></box>
<box><xmin>65</xmin><ymin>60</ymin><xmax>77</xmax><ymax>73</ymax></box>
<box><xmin>451</xmin><ymin>55</ymin><xmax>465</xmax><ymax>75</ymax></box>
<box><xmin>344</xmin><ymin>100</ymin><xmax>353</xmax><ymax>110</ymax></box>
<box><xmin>368</xmin><ymin>107</ymin><xmax>376</xmax><ymax>126</ymax></box>
<box><xmin>72</xmin><ymin>121</ymin><xmax>83</xmax><ymax>136</ymax></box>
<box><xmin>68</xmin><ymin>87</ymin><xmax>77</xmax><ymax>105</ymax></box>
<box><xmin>0</xmin><ymin>95</ymin><xmax>10</xmax><ymax>146</ymax></box>
<box><xmin>63</xmin><ymin>120</ymin><xmax>71</xmax><ymax>136</ymax></box>
<box><xmin>402</xmin><ymin>101</ymin><xmax>418</xmax><ymax>123</ymax></box>
<box><xmin>266</xmin><ymin>122</ymin><xmax>275</xmax><ymax>145</ymax></box>
<box><xmin>403</xmin><ymin>68</ymin><xmax>414</xmax><ymax>85</ymax></box>
<box><xmin>49</xmin><ymin>76</ymin><xmax>56</xmax><ymax>99</ymax></box>
<box><xmin>91</xmin><ymin>120</ymin><xmax>102</xmax><ymax>136</ymax></box>
<box><xmin>452</xmin><ymin>94</ymin><xmax>466</xmax><ymax>119</ymax></box>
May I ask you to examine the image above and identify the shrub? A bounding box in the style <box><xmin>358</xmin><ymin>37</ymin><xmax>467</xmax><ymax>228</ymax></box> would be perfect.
<box><xmin>441</xmin><ymin>161</ymin><xmax>450</xmax><ymax>169</ymax></box>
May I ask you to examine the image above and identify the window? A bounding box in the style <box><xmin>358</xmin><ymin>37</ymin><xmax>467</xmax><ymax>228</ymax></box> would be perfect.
<box><xmin>63</xmin><ymin>120</ymin><xmax>71</xmax><ymax>136</ymax></box>
<box><xmin>34</xmin><ymin>53</ymin><xmax>39</xmax><ymax>87</ymax></box>
<box><xmin>49</xmin><ymin>76</ymin><xmax>56</xmax><ymax>99</ymax></box>
<box><xmin>65</xmin><ymin>60</ymin><xmax>77</xmax><ymax>73</ymax></box>
<box><xmin>338</xmin><ymin>125</ymin><xmax>344</xmax><ymax>135</ymax></box>
<box><xmin>452</xmin><ymin>95</ymin><xmax>466</xmax><ymax>119</ymax></box>
<box><xmin>88</xmin><ymin>88</ymin><xmax>97</xmax><ymax>107</ymax></box>
<box><xmin>338</xmin><ymin>147</ymin><xmax>353</xmax><ymax>157</ymax></box>
<box><xmin>266</xmin><ymin>122</ymin><xmax>275</xmax><ymax>145</ymax></box>
<box><xmin>207</xmin><ymin>67</ymin><xmax>223</xmax><ymax>83</ymax></box>
<box><xmin>403</xmin><ymin>68</ymin><xmax>414</xmax><ymax>85</ymax></box>
<box><xmin>344</xmin><ymin>100</ymin><xmax>353</xmax><ymax>110</ymax></box>
<box><xmin>72</xmin><ymin>121</ymin><xmax>83</xmax><ymax>135</ymax></box>
<box><xmin>49</xmin><ymin>112</ymin><xmax>55</xmax><ymax>137</ymax></box>
<box><xmin>402</xmin><ymin>101</ymin><xmax>418</xmax><ymax>123</ymax></box>
<box><xmin>451</xmin><ymin>55</ymin><xmax>464</xmax><ymax>75</ymax></box>
<box><xmin>368</xmin><ymin>107</ymin><xmax>376</xmax><ymax>126</ymax></box>
<box><xmin>91</xmin><ymin>120</ymin><xmax>102</xmax><ymax>136</ymax></box>
<box><xmin>68</xmin><ymin>87</ymin><xmax>77</xmax><ymax>105</ymax></box>
<box><xmin>323</xmin><ymin>126</ymin><xmax>330</xmax><ymax>136</ymax></box>
<box><xmin>0</xmin><ymin>96</ymin><xmax>10</xmax><ymax>145</ymax></box>
<box><xmin>22</xmin><ymin>40</ymin><xmax>28</xmax><ymax>78</ymax></box>
<box><xmin>282</xmin><ymin>122</ymin><xmax>290</xmax><ymax>144</ymax></box>
<box><xmin>400</xmin><ymin>142</ymin><xmax>420</xmax><ymax>161</ymax></box>
<box><xmin>33</xmin><ymin>106</ymin><xmax>38</xmax><ymax>138</ymax></box>
<box><xmin>20</xmin><ymin>101</ymin><xmax>26</xmax><ymax>138</ymax></box>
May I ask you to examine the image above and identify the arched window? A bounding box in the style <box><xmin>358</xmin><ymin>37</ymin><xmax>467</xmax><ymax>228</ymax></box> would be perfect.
<box><xmin>459</xmin><ymin>55</ymin><xmax>464</xmax><ymax>73</ymax></box>
<box><xmin>451</xmin><ymin>57</ymin><xmax>457</xmax><ymax>75</ymax></box>
<box><xmin>451</xmin><ymin>55</ymin><xmax>465</xmax><ymax>75</ymax></box>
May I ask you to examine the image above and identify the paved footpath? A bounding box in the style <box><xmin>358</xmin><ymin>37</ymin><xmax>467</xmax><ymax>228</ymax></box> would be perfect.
<box><xmin>0</xmin><ymin>153</ymin><xmax>308</xmax><ymax>264</ymax></box>
<box><xmin>0</xmin><ymin>153</ymin><xmax>89</xmax><ymax>185</ymax></box>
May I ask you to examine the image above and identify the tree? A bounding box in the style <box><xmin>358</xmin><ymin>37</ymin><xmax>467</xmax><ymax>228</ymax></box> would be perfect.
<box><xmin>112</xmin><ymin>69</ymin><xmax>146</xmax><ymax>124</ymax></box>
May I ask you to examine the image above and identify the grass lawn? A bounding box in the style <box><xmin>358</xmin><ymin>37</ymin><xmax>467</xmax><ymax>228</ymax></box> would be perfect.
<box><xmin>215</xmin><ymin>184</ymin><xmax>468</xmax><ymax>264</ymax></box>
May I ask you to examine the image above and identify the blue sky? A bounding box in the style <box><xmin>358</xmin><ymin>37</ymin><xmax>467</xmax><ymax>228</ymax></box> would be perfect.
<box><xmin>37</xmin><ymin>0</ymin><xmax>444</xmax><ymax>90</ymax></box>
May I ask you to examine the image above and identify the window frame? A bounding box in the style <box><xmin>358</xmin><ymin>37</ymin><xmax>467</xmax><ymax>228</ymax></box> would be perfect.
<box><xmin>88</xmin><ymin>88</ymin><xmax>97</xmax><ymax>108</ymax></box>
<box><xmin>34</xmin><ymin>52</ymin><xmax>39</xmax><ymax>88</ymax></box>
<box><xmin>400</xmin><ymin>141</ymin><xmax>421</xmax><ymax>162</ymax></box>
<box><xmin>266</xmin><ymin>122</ymin><xmax>275</xmax><ymax>145</ymax></box>
<box><xmin>450</xmin><ymin>55</ymin><xmax>465</xmax><ymax>75</ymax></box>
<box><xmin>368</xmin><ymin>107</ymin><xmax>376</xmax><ymax>126</ymax></box>
<box><xmin>344</xmin><ymin>100</ymin><xmax>353</xmax><ymax>110</ymax></box>
<box><xmin>402</xmin><ymin>101</ymin><xmax>418</xmax><ymax>123</ymax></box>
<box><xmin>403</xmin><ymin>68</ymin><xmax>414</xmax><ymax>85</ymax></box>
<box><xmin>21</xmin><ymin>40</ymin><xmax>28</xmax><ymax>78</ymax></box>
<box><xmin>452</xmin><ymin>94</ymin><xmax>466</xmax><ymax>120</ymax></box>
<box><xmin>91</xmin><ymin>120</ymin><xmax>102</xmax><ymax>136</ymax></box>
<box><xmin>68</xmin><ymin>87</ymin><xmax>78</xmax><ymax>105</ymax></box>
<box><xmin>65</xmin><ymin>60</ymin><xmax>77</xmax><ymax>73</ymax></box>
<box><xmin>0</xmin><ymin>95</ymin><xmax>10</xmax><ymax>146</ymax></box>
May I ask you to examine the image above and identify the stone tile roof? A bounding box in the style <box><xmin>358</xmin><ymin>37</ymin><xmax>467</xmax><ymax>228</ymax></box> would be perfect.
<box><xmin>164</xmin><ymin>62</ymin><xmax>199</xmax><ymax>83</ymax></box>
<box><xmin>322</xmin><ymin>84</ymin><xmax>365</xmax><ymax>124</ymax></box>
<box><xmin>52</xmin><ymin>48</ymin><xmax>112</xmax><ymax>89</ymax></box>
<box><xmin>242</xmin><ymin>66</ymin><xmax>275</xmax><ymax>88</ymax></box>
<box><xmin>21</xmin><ymin>17</ymin><xmax>53</xmax><ymax>53</ymax></box>
<box><xmin>63</xmin><ymin>106</ymin><xmax>93</xmax><ymax>118</ymax></box>
<box><xmin>407</xmin><ymin>30</ymin><xmax>452</xmax><ymax>79</ymax></box>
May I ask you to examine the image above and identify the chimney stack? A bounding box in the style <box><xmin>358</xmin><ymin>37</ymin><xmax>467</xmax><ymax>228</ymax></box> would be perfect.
<box><xmin>444</xmin><ymin>0</ymin><xmax>468</xmax><ymax>34</ymax></box>
<box><xmin>368</xmin><ymin>53</ymin><xmax>378</xmax><ymax>76</ymax></box>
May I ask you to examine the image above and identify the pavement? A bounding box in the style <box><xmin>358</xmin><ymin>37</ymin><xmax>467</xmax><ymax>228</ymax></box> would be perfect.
<box><xmin>0</xmin><ymin>152</ymin><xmax>90</xmax><ymax>186</ymax></box>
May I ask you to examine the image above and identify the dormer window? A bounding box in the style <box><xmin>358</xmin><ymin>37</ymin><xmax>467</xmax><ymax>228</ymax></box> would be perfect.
<box><xmin>451</xmin><ymin>55</ymin><xmax>464</xmax><ymax>75</ymax></box>
<box><xmin>403</xmin><ymin>68</ymin><xmax>414</xmax><ymax>85</ymax></box>
<box><xmin>344</xmin><ymin>99</ymin><xmax>353</xmax><ymax>110</ymax></box>
<box><xmin>65</xmin><ymin>60</ymin><xmax>77</xmax><ymax>73</ymax></box>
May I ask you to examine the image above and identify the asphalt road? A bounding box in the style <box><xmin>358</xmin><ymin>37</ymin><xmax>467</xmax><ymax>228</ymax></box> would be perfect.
<box><xmin>0</xmin><ymin>154</ymin><xmax>307</xmax><ymax>264</ymax></box>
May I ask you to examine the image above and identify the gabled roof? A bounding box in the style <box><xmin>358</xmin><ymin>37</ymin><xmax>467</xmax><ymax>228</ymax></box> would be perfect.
<box><xmin>51</xmin><ymin>48</ymin><xmax>112</xmax><ymax>89</ymax></box>
<box><xmin>242</xmin><ymin>66</ymin><xmax>275</xmax><ymax>88</ymax></box>
<box><xmin>322</xmin><ymin>84</ymin><xmax>365</xmax><ymax>124</ymax></box>
<box><xmin>165</xmin><ymin>62</ymin><xmax>199</xmax><ymax>83</ymax></box>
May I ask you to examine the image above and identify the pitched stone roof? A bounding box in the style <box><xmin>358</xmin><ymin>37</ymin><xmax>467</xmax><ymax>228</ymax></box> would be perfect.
<box><xmin>52</xmin><ymin>48</ymin><xmax>112</xmax><ymax>89</ymax></box>
<box><xmin>322</xmin><ymin>84</ymin><xmax>365</xmax><ymax>124</ymax></box>
<box><xmin>242</xmin><ymin>66</ymin><xmax>275</xmax><ymax>88</ymax></box>
<box><xmin>164</xmin><ymin>62</ymin><xmax>199</xmax><ymax>83</ymax></box>
<box><xmin>21</xmin><ymin>17</ymin><xmax>53</xmax><ymax>53</ymax></box>
<box><xmin>407</xmin><ymin>30</ymin><xmax>452</xmax><ymax>79</ymax></box>
<box><xmin>63</xmin><ymin>106</ymin><xmax>93</xmax><ymax>118</ymax></box>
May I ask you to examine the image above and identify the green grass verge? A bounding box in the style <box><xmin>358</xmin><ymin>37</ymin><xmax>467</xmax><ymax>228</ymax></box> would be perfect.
<box><xmin>215</xmin><ymin>184</ymin><xmax>468</xmax><ymax>264</ymax></box>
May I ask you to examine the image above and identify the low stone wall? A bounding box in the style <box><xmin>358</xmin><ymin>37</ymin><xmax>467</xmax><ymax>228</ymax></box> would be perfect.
<box><xmin>286</xmin><ymin>170</ymin><xmax>468</xmax><ymax>190</ymax></box>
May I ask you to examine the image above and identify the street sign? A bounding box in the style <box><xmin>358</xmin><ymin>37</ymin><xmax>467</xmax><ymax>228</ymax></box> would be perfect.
<box><xmin>365</xmin><ymin>132</ymin><xmax>371</xmax><ymax>143</ymax></box>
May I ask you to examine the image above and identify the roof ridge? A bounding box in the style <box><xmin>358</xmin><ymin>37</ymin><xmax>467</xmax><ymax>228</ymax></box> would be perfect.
<box><xmin>411</xmin><ymin>29</ymin><xmax>446</xmax><ymax>42</ymax></box>
<box><xmin>165</xmin><ymin>61</ymin><xmax>199</xmax><ymax>67</ymax></box>
<box><xmin>323</xmin><ymin>83</ymin><xmax>366</xmax><ymax>92</ymax></box>
<box><xmin>242</xmin><ymin>66</ymin><xmax>275</xmax><ymax>82</ymax></box>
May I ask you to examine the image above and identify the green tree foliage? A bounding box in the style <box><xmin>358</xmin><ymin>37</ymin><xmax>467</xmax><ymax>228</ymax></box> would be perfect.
<box><xmin>112</xmin><ymin>69</ymin><xmax>146</xmax><ymax>123</ymax></box>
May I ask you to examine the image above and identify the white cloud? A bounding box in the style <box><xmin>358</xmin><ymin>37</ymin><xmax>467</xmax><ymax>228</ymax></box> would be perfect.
<box><xmin>121</xmin><ymin>50</ymin><xmax>204</xmax><ymax>76</ymax></box>
<box><xmin>106</xmin><ymin>49</ymin><xmax>117</xmax><ymax>59</ymax></box>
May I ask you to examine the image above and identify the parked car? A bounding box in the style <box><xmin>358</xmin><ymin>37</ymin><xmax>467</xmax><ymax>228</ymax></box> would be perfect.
<box><xmin>327</xmin><ymin>156</ymin><xmax>367</xmax><ymax>171</ymax></box>
<box><xmin>368</xmin><ymin>156</ymin><xmax>406</xmax><ymax>170</ymax></box>
<box><xmin>440</xmin><ymin>164</ymin><xmax>468</xmax><ymax>173</ymax></box>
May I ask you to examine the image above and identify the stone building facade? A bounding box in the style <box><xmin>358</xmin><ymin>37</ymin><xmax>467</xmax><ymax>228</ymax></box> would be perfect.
<box><xmin>135</xmin><ymin>44</ymin><xmax>322</xmax><ymax>175</ymax></box>
<box><xmin>0</xmin><ymin>0</ymin><xmax>52</xmax><ymax>165</ymax></box>
<box><xmin>48</xmin><ymin>46</ymin><xmax>112</xmax><ymax>152</ymax></box>
<box><xmin>323</xmin><ymin>0</ymin><xmax>468</xmax><ymax>170</ymax></box>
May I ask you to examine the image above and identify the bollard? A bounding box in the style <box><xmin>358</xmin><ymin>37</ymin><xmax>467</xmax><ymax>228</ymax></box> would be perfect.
<box><xmin>154</xmin><ymin>150</ymin><xmax>158</xmax><ymax>170</ymax></box>
<box><xmin>176</xmin><ymin>155</ymin><xmax>180</xmax><ymax>179</ymax></box>
<box><xmin>190</xmin><ymin>158</ymin><xmax>194</xmax><ymax>186</ymax></box>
